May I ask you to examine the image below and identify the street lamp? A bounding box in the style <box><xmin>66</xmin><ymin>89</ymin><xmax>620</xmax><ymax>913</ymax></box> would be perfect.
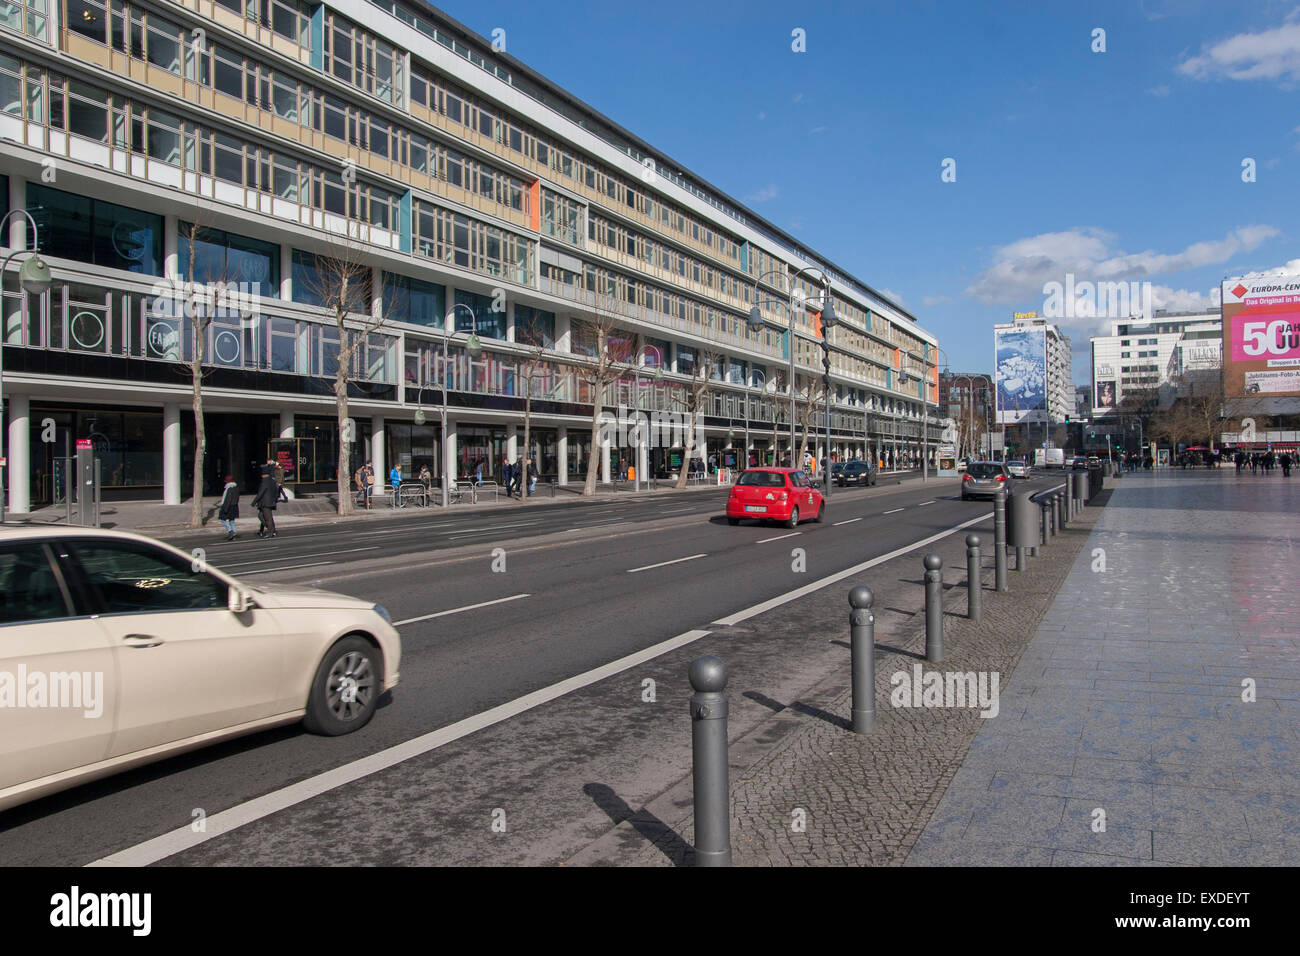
<box><xmin>1</xmin><ymin>211</ymin><xmax>54</xmax><ymax>523</ymax></box>
<box><xmin>418</xmin><ymin>302</ymin><xmax>481</xmax><ymax>508</ymax></box>
<box><xmin>748</xmin><ymin>266</ymin><xmax>834</xmax><ymax>491</ymax></box>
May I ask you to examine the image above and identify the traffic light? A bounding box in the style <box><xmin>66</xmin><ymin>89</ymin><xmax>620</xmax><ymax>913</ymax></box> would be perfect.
<box><xmin>1065</xmin><ymin>415</ymin><xmax>1071</xmax><ymax>424</ymax></box>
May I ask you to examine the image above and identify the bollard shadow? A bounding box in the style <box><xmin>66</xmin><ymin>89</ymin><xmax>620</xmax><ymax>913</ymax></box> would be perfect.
<box><xmin>743</xmin><ymin>690</ymin><xmax>787</xmax><ymax>713</ymax></box>
<box><xmin>741</xmin><ymin>691</ymin><xmax>849</xmax><ymax>730</ymax></box>
<box><xmin>582</xmin><ymin>783</ymin><xmax>692</xmax><ymax>867</ymax></box>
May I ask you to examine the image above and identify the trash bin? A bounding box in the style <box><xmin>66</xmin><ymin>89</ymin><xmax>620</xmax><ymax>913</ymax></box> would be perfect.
<box><xmin>1006</xmin><ymin>486</ymin><xmax>1039</xmax><ymax>548</ymax></box>
<box><xmin>1088</xmin><ymin>465</ymin><xmax>1103</xmax><ymax>499</ymax></box>
<box><xmin>1072</xmin><ymin>470</ymin><xmax>1089</xmax><ymax>504</ymax></box>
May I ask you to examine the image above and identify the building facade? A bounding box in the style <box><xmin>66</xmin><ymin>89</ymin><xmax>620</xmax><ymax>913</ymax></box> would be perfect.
<box><xmin>993</xmin><ymin>315</ymin><xmax>1071</xmax><ymax>456</ymax></box>
<box><xmin>1089</xmin><ymin>308</ymin><xmax>1221</xmax><ymax>416</ymax></box>
<box><xmin>0</xmin><ymin>0</ymin><xmax>940</xmax><ymax>510</ymax></box>
<box><xmin>937</xmin><ymin>371</ymin><xmax>992</xmax><ymax>459</ymax></box>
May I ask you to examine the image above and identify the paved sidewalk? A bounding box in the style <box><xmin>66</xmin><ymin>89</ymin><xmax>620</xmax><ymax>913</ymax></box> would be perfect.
<box><xmin>572</xmin><ymin>468</ymin><xmax>1299</xmax><ymax>866</ymax></box>
<box><xmin>908</xmin><ymin>469</ymin><xmax>1300</xmax><ymax>866</ymax></box>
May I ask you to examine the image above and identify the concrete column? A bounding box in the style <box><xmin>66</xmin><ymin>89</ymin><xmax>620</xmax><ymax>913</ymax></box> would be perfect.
<box><xmin>163</xmin><ymin>404</ymin><xmax>181</xmax><ymax>505</ymax></box>
<box><xmin>7</xmin><ymin>177</ymin><xmax>26</xmax><ymax>250</ymax></box>
<box><xmin>600</xmin><ymin>434</ymin><xmax>610</xmax><ymax>485</ymax></box>
<box><xmin>164</xmin><ymin>213</ymin><xmax>180</xmax><ymax>281</ymax></box>
<box><xmin>443</xmin><ymin>417</ymin><xmax>457</xmax><ymax>484</ymax></box>
<box><xmin>371</xmin><ymin>415</ymin><xmax>385</xmax><ymax>486</ymax></box>
<box><xmin>371</xmin><ymin>266</ymin><xmax>384</xmax><ymax>321</ymax></box>
<box><xmin>554</xmin><ymin>313</ymin><xmax>571</xmax><ymax>353</ymax></box>
<box><xmin>505</xmin><ymin>301</ymin><xmax>515</xmax><ymax>343</ymax></box>
<box><xmin>7</xmin><ymin>393</ymin><xmax>30</xmax><ymax>514</ymax></box>
<box><xmin>280</xmin><ymin>245</ymin><xmax>293</xmax><ymax>300</ymax></box>
<box><xmin>507</xmin><ymin>424</ymin><xmax>517</xmax><ymax>463</ymax></box>
<box><xmin>557</xmin><ymin>426</ymin><xmax>568</xmax><ymax>485</ymax></box>
<box><xmin>637</xmin><ymin>428</ymin><xmax>648</xmax><ymax>484</ymax></box>
<box><xmin>279</xmin><ymin>409</ymin><xmax>295</xmax><ymax>439</ymax></box>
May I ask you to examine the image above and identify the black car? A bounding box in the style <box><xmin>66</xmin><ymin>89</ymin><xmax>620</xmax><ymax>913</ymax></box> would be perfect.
<box><xmin>836</xmin><ymin>460</ymin><xmax>877</xmax><ymax>487</ymax></box>
<box><xmin>1070</xmin><ymin>457</ymin><xmax>1090</xmax><ymax>470</ymax></box>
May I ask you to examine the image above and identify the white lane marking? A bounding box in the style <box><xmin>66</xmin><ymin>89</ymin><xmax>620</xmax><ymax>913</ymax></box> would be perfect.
<box><xmin>393</xmin><ymin>593</ymin><xmax>531</xmax><ymax>626</ymax></box>
<box><xmin>238</xmin><ymin>562</ymin><xmax>334</xmax><ymax>575</ymax></box>
<box><xmin>917</xmin><ymin>500</ymin><xmax>935</xmax><ymax>506</ymax></box>
<box><xmin>627</xmin><ymin>553</ymin><xmax>707</xmax><ymax>573</ymax></box>
<box><xmin>712</xmin><ymin>512</ymin><xmax>988</xmax><ymax>627</ymax></box>
<box><xmin>445</xmin><ymin>522</ymin><xmax>537</xmax><ymax>534</ymax></box>
<box><xmin>883</xmin><ymin>508</ymin><xmax>905</xmax><ymax>515</ymax></box>
<box><xmin>86</xmin><ymin>626</ymin><xmax>714</xmax><ymax>867</ymax></box>
<box><xmin>756</xmin><ymin>531</ymin><xmax>802</xmax><ymax>544</ymax></box>
<box><xmin>224</xmin><ymin>547</ymin><xmax>378</xmax><ymax>569</ymax></box>
<box><xmin>660</xmin><ymin>508</ymin><xmax>697</xmax><ymax>514</ymax></box>
<box><xmin>833</xmin><ymin>517</ymin><xmax>863</xmax><ymax>526</ymax></box>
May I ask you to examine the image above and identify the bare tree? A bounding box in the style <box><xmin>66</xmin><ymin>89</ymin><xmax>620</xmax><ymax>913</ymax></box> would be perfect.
<box><xmin>174</xmin><ymin>211</ymin><xmax>238</xmax><ymax>529</ymax></box>
<box><xmin>514</xmin><ymin>308</ymin><xmax>553</xmax><ymax>498</ymax></box>
<box><xmin>296</xmin><ymin>239</ymin><xmax>394</xmax><ymax>515</ymax></box>
<box><xmin>795</xmin><ymin>374</ymin><xmax>827</xmax><ymax>466</ymax></box>
<box><xmin>671</xmin><ymin>349</ymin><xmax>721</xmax><ymax>490</ymax></box>
<box><xmin>572</xmin><ymin>294</ymin><xmax>636</xmax><ymax>496</ymax></box>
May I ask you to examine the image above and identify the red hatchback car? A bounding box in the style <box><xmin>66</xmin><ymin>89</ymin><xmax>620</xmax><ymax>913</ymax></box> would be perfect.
<box><xmin>726</xmin><ymin>468</ymin><xmax>825</xmax><ymax>527</ymax></box>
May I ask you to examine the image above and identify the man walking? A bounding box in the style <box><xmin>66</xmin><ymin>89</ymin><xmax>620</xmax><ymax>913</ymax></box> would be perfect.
<box><xmin>218</xmin><ymin>475</ymin><xmax>240</xmax><ymax>541</ymax></box>
<box><xmin>254</xmin><ymin>466</ymin><xmax>279</xmax><ymax>538</ymax></box>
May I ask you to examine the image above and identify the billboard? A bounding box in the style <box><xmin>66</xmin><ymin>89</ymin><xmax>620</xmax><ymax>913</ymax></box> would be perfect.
<box><xmin>994</xmin><ymin>327</ymin><xmax>1047</xmax><ymax>425</ymax></box>
<box><xmin>1221</xmin><ymin>274</ymin><xmax>1300</xmax><ymax>400</ymax></box>
<box><xmin>1095</xmin><ymin>380</ymin><xmax>1116</xmax><ymax>409</ymax></box>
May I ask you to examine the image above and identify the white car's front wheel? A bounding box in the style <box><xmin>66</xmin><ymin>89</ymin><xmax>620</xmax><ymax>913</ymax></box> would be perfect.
<box><xmin>304</xmin><ymin>636</ymin><xmax>382</xmax><ymax>736</ymax></box>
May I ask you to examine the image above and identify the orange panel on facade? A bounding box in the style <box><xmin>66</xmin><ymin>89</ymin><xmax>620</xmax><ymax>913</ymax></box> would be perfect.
<box><xmin>529</xmin><ymin>180</ymin><xmax>541</xmax><ymax>231</ymax></box>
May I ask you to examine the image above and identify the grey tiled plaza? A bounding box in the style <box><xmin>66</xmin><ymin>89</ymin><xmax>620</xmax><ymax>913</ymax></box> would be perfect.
<box><xmin>907</xmin><ymin>468</ymin><xmax>1300</xmax><ymax>866</ymax></box>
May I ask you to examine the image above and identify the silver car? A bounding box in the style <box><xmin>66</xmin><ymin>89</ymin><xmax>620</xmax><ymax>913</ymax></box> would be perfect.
<box><xmin>1006</xmin><ymin>460</ymin><xmax>1030</xmax><ymax>478</ymax></box>
<box><xmin>961</xmin><ymin>461</ymin><xmax>1011</xmax><ymax>499</ymax></box>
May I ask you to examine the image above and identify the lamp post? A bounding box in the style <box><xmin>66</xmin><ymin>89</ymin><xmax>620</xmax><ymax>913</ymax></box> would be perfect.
<box><xmin>417</xmin><ymin>303</ymin><xmax>481</xmax><ymax>508</ymax></box>
<box><xmin>630</xmin><ymin>343</ymin><xmax>664</xmax><ymax>492</ymax></box>
<box><xmin>0</xmin><ymin>211</ymin><xmax>54</xmax><ymax>523</ymax></box>
<box><xmin>748</xmin><ymin>265</ymin><xmax>834</xmax><ymax>471</ymax></box>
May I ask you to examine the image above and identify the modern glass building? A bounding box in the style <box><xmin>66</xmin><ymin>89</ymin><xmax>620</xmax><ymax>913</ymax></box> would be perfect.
<box><xmin>0</xmin><ymin>0</ymin><xmax>939</xmax><ymax>508</ymax></box>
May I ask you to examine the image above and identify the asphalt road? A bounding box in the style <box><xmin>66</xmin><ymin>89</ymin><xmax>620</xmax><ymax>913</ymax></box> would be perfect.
<box><xmin>0</xmin><ymin>471</ymin><xmax>1068</xmax><ymax>865</ymax></box>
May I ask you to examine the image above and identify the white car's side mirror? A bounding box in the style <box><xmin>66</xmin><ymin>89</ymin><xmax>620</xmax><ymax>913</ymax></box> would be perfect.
<box><xmin>229</xmin><ymin>588</ymin><xmax>252</xmax><ymax>614</ymax></box>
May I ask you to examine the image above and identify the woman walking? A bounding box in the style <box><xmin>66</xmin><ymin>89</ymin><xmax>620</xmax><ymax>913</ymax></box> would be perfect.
<box><xmin>218</xmin><ymin>475</ymin><xmax>240</xmax><ymax>540</ymax></box>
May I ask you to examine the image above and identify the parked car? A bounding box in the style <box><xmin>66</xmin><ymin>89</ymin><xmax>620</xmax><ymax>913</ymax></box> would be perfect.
<box><xmin>1006</xmin><ymin>460</ymin><xmax>1030</xmax><ymax>478</ymax></box>
<box><xmin>726</xmin><ymin>468</ymin><xmax>825</xmax><ymax>528</ymax></box>
<box><xmin>836</xmin><ymin>460</ymin><xmax>878</xmax><ymax>487</ymax></box>
<box><xmin>1071</xmin><ymin>457</ymin><xmax>1090</xmax><ymax>470</ymax></box>
<box><xmin>0</xmin><ymin>527</ymin><xmax>401</xmax><ymax>811</ymax></box>
<box><xmin>961</xmin><ymin>461</ymin><xmax>1011</xmax><ymax>500</ymax></box>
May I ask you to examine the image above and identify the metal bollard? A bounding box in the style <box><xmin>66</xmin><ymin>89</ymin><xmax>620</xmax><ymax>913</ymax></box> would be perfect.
<box><xmin>849</xmin><ymin>587</ymin><xmax>875</xmax><ymax>734</ymax></box>
<box><xmin>924</xmin><ymin>553</ymin><xmax>944</xmax><ymax>662</ymax></box>
<box><xmin>993</xmin><ymin>488</ymin><xmax>1008</xmax><ymax>592</ymax></box>
<box><xmin>1058</xmin><ymin>490</ymin><xmax>1068</xmax><ymax>529</ymax></box>
<box><xmin>550</xmin><ymin>478</ymin><xmax>556</xmax><ymax>498</ymax></box>
<box><xmin>1045</xmin><ymin>496</ymin><xmax>1055</xmax><ymax>538</ymax></box>
<box><xmin>689</xmin><ymin>655</ymin><xmax>731</xmax><ymax>866</ymax></box>
<box><xmin>1065</xmin><ymin>480</ymin><xmax>1073</xmax><ymax>523</ymax></box>
<box><xmin>1016</xmin><ymin>544</ymin><xmax>1027</xmax><ymax>571</ymax></box>
<box><xmin>966</xmin><ymin>534</ymin><xmax>983</xmax><ymax>621</ymax></box>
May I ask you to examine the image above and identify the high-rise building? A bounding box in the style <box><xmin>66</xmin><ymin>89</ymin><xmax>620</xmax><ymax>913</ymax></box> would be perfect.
<box><xmin>0</xmin><ymin>0</ymin><xmax>940</xmax><ymax>509</ymax></box>
<box><xmin>1089</xmin><ymin>309</ymin><xmax>1221</xmax><ymax>416</ymax></box>
<box><xmin>993</xmin><ymin>315</ymin><xmax>1072</xmax><ymax>428</ymax></box>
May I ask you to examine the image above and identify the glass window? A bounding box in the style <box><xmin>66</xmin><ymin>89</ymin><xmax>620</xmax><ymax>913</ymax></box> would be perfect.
<box><xmin>70</xmin><ymin>541</ymin><xmax>226</xmax><ymax>613</ymax></box>
<box><xmin>383</xmin><ymin>272</ymin><xmax>444</xmax><ymax>328</ymax></box>
<box><xmin>454</xmin><ymin>288</ymin><xmax>504</xmax><ymax>340</ymax></box>
<box><xmin>27</xmin><ymin>183</ymin><xmax>163</xmax><ymax>275</ymax></box>
<box><xmin>0</xmin><ymin>543</ymin><xmax>72</xmax><ymax>624</ymax></box>
<box><xmin>514</xmin><ymin>304</ymin><xmax>554</xmax><ymax>346</ymax></box>
<box><xmin>179</xmin><ymin>224</ymin><xmax>279</xmax><ymax>298</ymax></box>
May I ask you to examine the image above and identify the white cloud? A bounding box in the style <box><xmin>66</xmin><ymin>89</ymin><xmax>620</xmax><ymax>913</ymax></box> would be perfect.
<box><xmin>757</xmin><ymin>111</ymin><xmax>767</xmax><ymax>120</ymax></box>
<box><xmin>879</xmin><ymin>288</ymin><xmax>905</xmax><ymax>305</ymax></box>
<box><xmin>1147</xmin><ymin>84</ymin><xmax>1172</xmax><ymax>96</ymax></box>
<box><xmin>745</xmin><ymin>184</ymin><xmax>779</xmax><ymax>203</ymax></box>
<box><xmin>1177</xmin><ymin>21</ymin><xmax>1300</xmax><ymax>84</ymax></box>
<box><xmin>792</xmin><ymin>92</ymin><xmax>804</xmax><ymax>103</ymax></box>
<box><xmin>809</xmin><ymin>125</ymin><xmax>827</xmax><ymax>135</ymax></box>
<box><xmin>965</xmin><ymin>225</ymin><xmax>1280</xmax><ymax>333</ymax></box>
<box><xmin>922</xmin><ymin>295</ymin><xmax>952</xmax><ymax>307</ymax></box>
<box><xmin>1237</xmin><ymin>257</ymin><xmax>1300</xmax><ymax>277</ymax></box>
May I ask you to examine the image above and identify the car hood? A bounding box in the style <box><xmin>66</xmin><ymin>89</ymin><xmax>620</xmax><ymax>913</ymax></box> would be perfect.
<box><xmin>245</xmin><ymin>582</ymin><xmax>374</xmax><ymax>610</ymax></box>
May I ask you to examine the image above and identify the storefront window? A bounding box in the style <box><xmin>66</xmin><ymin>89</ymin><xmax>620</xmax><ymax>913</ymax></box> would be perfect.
<box><xmin>453</xmin><ymin>289</ymin><xmax>505</xmax><ymax>340</ymax></box>
<box><xmin>179</xmin><ymin>224</ymin><xmax>279</xmax><ymax>298</ymax></box>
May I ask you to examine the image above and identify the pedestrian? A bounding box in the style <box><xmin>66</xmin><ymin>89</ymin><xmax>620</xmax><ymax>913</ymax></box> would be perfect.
<box><xmin>253</xmin><ymin>466</ymin><xmax>279</xmax><ymax>538</ymax></box>
<box><xmin>218</xmin><ymin>475</ymin><xmax>239</xmax><ymax>540</ymax></box>
<box><xmin>272</xmin><ymin>458</ymin><xmax>288</xmax><ymax>501</ymax></box>
<box><xmin>357</xmin><ymin>461</ymin><xmax>375</xmax><ymax>508</ymax></box>
<box><xmin>503</xmin><ymin>458</ymin><xmax>516</xmax><ymax>497</ymax></box>
<box><xmin>514</xmin><ymin>457</ymin><xmax>526</xmax><ymax>497</ymax></box>
<box><xmin>389</xmin><ymin>462</ymin><xmax>402</xmax><ymax>492</ymax></box>
<box><xmin>418</xmin><ymin>464</ymin><xmax>432</xmax><ymax>490</ymax></box>
<box><xmin>1281</xmin><ymin>453</ymin><xmax>1292</xmax><ymax>477</ymax></box>
<box><xmin>528</xmin><ymin>457</ymin><xmax>538</xmax><ymax>495</ymax></box>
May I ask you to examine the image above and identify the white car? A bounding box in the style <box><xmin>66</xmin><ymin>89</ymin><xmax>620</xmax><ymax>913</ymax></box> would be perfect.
<box><xmin>1006</xmin><ymin>461</ymin><xmax>1030</xmax><ymax>478</ymax></box>
<box><xmin>0</xmin><ymin>527</ymin><xmax>400</xmax><ymax>811</ymax></box>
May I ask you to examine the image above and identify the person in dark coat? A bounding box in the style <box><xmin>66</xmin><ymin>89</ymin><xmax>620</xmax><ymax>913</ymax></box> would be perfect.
<box><xmin>253</xmin><ymin>467</ymin><xmax>279</xmax><ymax>538</ymax></box>
<box><xmin>218</xmin><ymin>475</ymin><xmax>240</xmax><ymax>541</ymax></box>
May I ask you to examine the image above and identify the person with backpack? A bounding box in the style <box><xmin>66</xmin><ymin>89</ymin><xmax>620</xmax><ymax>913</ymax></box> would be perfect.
<box><xmin>218</xmin><ymin>475</ymin><xmax>239</xmax><ymax>541</ymax></box>
<box><xmin>253</xmin><ymin>466</ymin><xmax>279</xmax><ymax>537</ymax></box>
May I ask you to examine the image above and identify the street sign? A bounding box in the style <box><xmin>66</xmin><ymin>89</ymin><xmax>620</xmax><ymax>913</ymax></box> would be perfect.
<box><xmin>76</xmin><ymin>438</ymin><xmax>92</xmax><ymax>449</ymax></box>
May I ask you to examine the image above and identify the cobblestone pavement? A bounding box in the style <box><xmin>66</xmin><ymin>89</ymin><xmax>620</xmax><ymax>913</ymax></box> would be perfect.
<box><xmin>908</xmin><ymin>469</ymin><xmax>1300</xmax><ymax>866</ymax></box>
<box><xmin>571</xmin><ymin>477</ymin><xmax>1103</xmax><ymax>865</ymax></box>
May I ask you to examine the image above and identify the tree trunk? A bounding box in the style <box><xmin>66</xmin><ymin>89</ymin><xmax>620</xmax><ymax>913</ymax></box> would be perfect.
<box><xmin>583</xmin><ymin>402</ymin><xmax>602</xmax><ymax>496</ymax></box>
<box><xmin>523</xmin><ymin>389</ymin><xmax>532</xmax><ymax>502</ymax></box>
<box><xmin>335</xmin><ymin>352</ymin><xmax>353</xmax><ymax>516</ymax></box>
<box><xmin>675</xmin><ymin>404</ymin><xmax>700</xmax><ymax>490</ymax></box>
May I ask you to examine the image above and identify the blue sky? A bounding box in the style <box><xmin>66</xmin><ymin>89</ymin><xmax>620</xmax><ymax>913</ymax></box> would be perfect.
<box><xmin>431</xmin><ymin>0</ymin><xmax>1299</xmax><ymax>385</ymax></box>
